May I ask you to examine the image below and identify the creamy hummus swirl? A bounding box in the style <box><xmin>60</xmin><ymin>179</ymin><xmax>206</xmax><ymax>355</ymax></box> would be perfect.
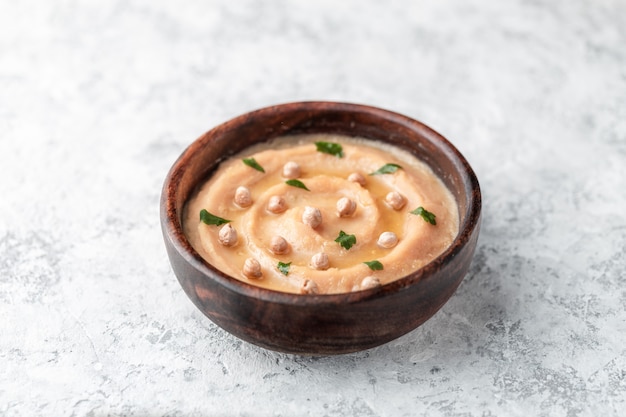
<box><xmin>184</xmin><ymin>134</ymin><xmax>459</xmax><ymax>294</ymax></box>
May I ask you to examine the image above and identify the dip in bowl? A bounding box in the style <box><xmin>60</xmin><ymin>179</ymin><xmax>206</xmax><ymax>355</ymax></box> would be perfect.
<box><xmin>161</xmin><ymin>101</ymin><xmax>481</xmax><ymax>355</ymax></box>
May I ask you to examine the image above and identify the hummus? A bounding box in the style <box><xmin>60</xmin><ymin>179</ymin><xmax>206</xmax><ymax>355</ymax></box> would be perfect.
<box><xmin>183</xmin><ymin>134</ymin><xmax>459</xmax><ymax>294</ymax></box>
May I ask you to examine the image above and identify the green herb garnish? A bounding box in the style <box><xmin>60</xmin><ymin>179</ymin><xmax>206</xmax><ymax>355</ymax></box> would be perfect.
<box><xmin>199</xmin><ymin>209</ymin><xmax>231</xmax><ymax>226</ymax></box>
<box><xmin>364</xmin><ymin>260</ymin><xmax>384</xmax><ymax>271</ymax></box>
<box><xmin>335</xmin><ymin>230</ymin><xmax>357</xmax><ymax>250</ymax></box>
<box><xmin>410</xmin><ymin>206</ymin><xmax>437</xmax><ymax>225</ymax></box>
<box><xmin>315</xmin><ymin>141</ymin><xmax>344</xmax><ymax>158</ymax></box>
<box><xmin>369</xmin><ymin>163</ymin><xmax>403</xmax><ymax>175</ymax></box>
<box><xmin>242</xmin><ymin>157</ymin><xmax>265</xmax><ymax>173</ymax></box>
<box><xmin>277</xmin><ymin>261</ymin><xmax>292</xmax><ymax>276</ymax></box>
<box><xmin>285</xmin><ymin>179</ymin><xmax>310</xmax><ymax>191</ymax></box>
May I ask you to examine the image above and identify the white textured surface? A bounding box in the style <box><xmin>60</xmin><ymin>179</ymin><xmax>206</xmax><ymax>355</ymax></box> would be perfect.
<box><xmin>1</xmin><ymin>0</ymin><xmax>625</xmax><ymax>416</ymax></box>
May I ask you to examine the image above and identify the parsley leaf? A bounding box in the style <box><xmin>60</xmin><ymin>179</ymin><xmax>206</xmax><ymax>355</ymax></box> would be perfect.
<box><xmin>242</xmin><ymin>157</ymin><xmax>265</xmax><ymax>173</ymax></box>
<box><xmin>315</xmin><ymin>141</ymin><xmax>344</xmax><ymax>158</ymax></box>
<box><xmin>335</xmin><ymin>230</ymin><xmax>357</xmax><ymax>250</ymax></box>
<box><xmin>410</xmin><ymin>206</ymin><xmax>437</xmax><ymax>225</ymax></box>
<box><xmin>369</xmin><ymin>163</ymin><xmax>403</xmax><ymax>175</ymax></box>
<box><xmin>199</xmin><ymin>209</ymin><xmax>231</xmax><ymax>226</ymax></box>
<box><xmin>285</xmin><ymin>179</ymin><xmax>310</xmax><ymax>191</ymax></box>
<box><xmin>364</xmin><ymin>260</ymin><xmax>384</xmax><ymax>271</ymax></box>
<box><xmin>277</xmin><ymin>261</ymin><xmax>292</xmax><ymax>276</ymax></box>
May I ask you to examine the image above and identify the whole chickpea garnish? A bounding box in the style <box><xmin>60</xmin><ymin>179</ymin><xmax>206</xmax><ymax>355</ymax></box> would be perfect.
<box><xmin>234</xmin><ymin>186</ymin><xmax>252</xmax><ymax>208</ymax></box>
<box><xmin>282</xmin><ymin>161</ymin><xmax>302</xmax><ymax>179</ymax></box>
<box><xmin>300</xmin><ymin>279</ymin><xmax>319</xmax><ymax>294</ymax></box>
<box><xmin>269</xmin><ymin>235</ymin><xmax>290</xmax><ymax>255</ymax></box>
<box><xmin>385</xmin><ymin>191</ymin><xmax>406</xmax><ymax>210</ymax></box>
<box><xmin>348</xmin><ymin>172</ymin><xmax>367</xmax><ymax>186</ymax></box>
<box><xmin>377</xmin><ymin>231</ymin><xmax>398</xmax><ymax>249</ymax></box>
<box><xmin>336</xmin><ymin>197</ymin><xmax>357</xmax><ymax>217</ymax></box>
<box><xmin>267</xmin><ymin>195</ymin><xmax>287</xmax><ymax>214</ymax></box>
<box><xmin>310</xmin><ymin>252</ymin><xmax>329</xmax><ymax>270</ymax></box>
<box><xmin>218</xmin><ymin>224</ymin><xmax>238</xmax><ymax>247</ymax></box>
<box><xmin>302</xmin><ymin>206</ymin><xmax>322</xmax><ymax>229</ymax></box>
<box><xmin>243</xmin><ymin>258</ymin><xmax>262</xmax><ymax>279</ymax></box>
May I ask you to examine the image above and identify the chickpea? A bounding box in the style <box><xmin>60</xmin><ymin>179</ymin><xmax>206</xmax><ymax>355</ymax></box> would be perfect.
<box><xmin>361</xmin><ymin>276</ymin><xmax>381</xmax><ymax>290</ymax></box>
<box><xmin>310</xmin><ymin>252</ymin><xmax>329</xmax><ymax>270</ymax></box>
<box><xmin>218</xmin><ymin>224</ymin><xmax>238</xmax><ymax>247</ymax></box>
<box><xmin>336</xmin><ymin>197</ymin><xmax>357</xmax><ymax>217</ymax></box>
<box><xmin>282</xmin><ymin>161</ymin><xmax>301</xmax><ymax>179</ymax></box>
<box><xmin>234</xmin><ymin>186</ymin><xmax>252</xmax><ymax>208</ymax></box>
<box><xmin>243</xmin><ymin>258</ymin><xmax>262</xmax><ymax>279</ymax></box>
<box><xmin>302</xmin><ymin>206</ymin><xmax>322</xmax><ymax>229</ymax></box>
<box><xmin>348</xmin><ymin>172</ymin><xmax>366</xmax><ymax>186</ymax></box>
<box><xmin>385</xmin><ymin>191</ymin><xmax>406</xmax><ymax>210</ymax></box>
<box><xmin>267</xmin><ymin>195</ymin><xmax>287</xmax><ymax>214</ymax></box>
<box><xmin>269</xmin><ymin>235</ymin><xmax>289</xmax><ymax>255</ymax></box>
<box><xmin>377</xmin><ymin>231</ymin><xmax>398</xmax><ymax>249</ymax></box>
<box><xmin>300</xmin><ymin>279</ymin><xmax>319</xmax><ymax>295</ymax></box>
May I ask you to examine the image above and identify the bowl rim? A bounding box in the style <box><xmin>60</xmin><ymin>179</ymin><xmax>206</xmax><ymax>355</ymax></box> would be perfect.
<box><xmin>161</xmin><ymin>100</ymin><xmax>481</xmax><ymax>306</ymax></box>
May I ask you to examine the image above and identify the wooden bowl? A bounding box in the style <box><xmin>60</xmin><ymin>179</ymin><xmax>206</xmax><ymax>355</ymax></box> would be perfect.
<box><xmin>160</xmin><ymin>102</ymin><xmax>481</xmax><ymax>355</ymax></box>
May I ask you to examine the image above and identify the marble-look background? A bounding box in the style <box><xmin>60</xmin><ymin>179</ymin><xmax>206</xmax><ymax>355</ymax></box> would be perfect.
<box><xmin>1</xmin><ymin>0</ymin><xmax>625</xmax><ymax>416</ymax></box>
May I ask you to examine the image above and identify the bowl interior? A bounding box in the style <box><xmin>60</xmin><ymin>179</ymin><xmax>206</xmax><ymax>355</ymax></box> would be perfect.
<box><xmin>166</xmin><ymin>102</ymin><xmax>479</xmax><ymax>279</ymax></box>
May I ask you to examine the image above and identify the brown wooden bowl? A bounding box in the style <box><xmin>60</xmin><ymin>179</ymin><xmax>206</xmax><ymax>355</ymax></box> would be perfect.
<box><xmin>160</xmin><ymin>101</ymin><xmax>481</xmax><ymax>355</ymax></box>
